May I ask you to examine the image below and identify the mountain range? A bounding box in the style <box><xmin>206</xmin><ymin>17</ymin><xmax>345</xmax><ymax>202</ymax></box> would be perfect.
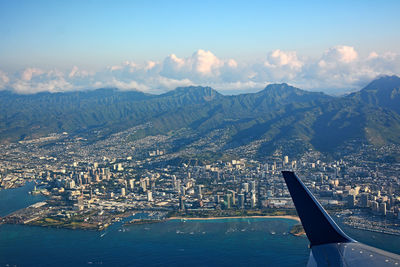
<box><xmin>1</xmin><ymin>75</ymin><xmax>400</xmax><ymax>157</ymax></box>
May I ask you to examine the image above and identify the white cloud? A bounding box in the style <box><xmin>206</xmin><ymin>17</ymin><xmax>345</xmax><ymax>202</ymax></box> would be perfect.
<box><xmin>299</xmin><ymin>46</ymin><xmax>400</xmax><ymax>90</ymax></box>
<box><xmin>191</xmin><ymin>49</ymin><xmax>223</xmax><ymax>75</ymax></box>
<box><xmin>321</xmin><ymin>45</ymin><xmax>358</xmax><ymax>64</ymax></box>
<box><xmin>160</xmin><ymin>49</ymin><xmax>237</xmax><ymax>81</ymax></box>
<box><xmin>264</xmin><ymin>49</ymin><xmax>303</xmax><ymax>69</ymax></box>
<box><xmin>21</xmin><ymin>68</ymin><xmax>44</xmax><ymax>81</ymax></box>
<box><xmin>12</xmin><ymin>78</ymin><xmax>73</xmax><ymax>94</ymax></box>
<box><xmin>0</xmin><ymin>70</ymin><xmax>10</xmax><ymax>89</ymax></box>
<box><xmin>145</xmin><ymin>61</ymin><xmax>157</xmax><ymax>70</ymax></box>
<box><xmin>253</xmin><ymin>50</ymin><xmax>304</xmax><ymax>82</ymax></box>
<box><xmin>105</xmin><ymin>78</ymin><xmax>149</xmax><ymax>92</ymax></box>
<box><xmin>227</xmin><ymin>59</ymin><xmax>238</xmax><ymax>68</ymax></box>
<box><xmin>150</xmin><ymin>76</ymin><xmax>193</xmax><ymax>91</ymax></box>
<box><xmin>2</xmin><ymin>46</ymin><xmax>400</xmax><ymax>94</ymax></box>
<box><xmin>368</xmin><ymin>51</ymin><xmax>379</xmax><ymax>60</ymax></box>
<box><xmin>209</xmin><ymin>81</ymin><xmax>267</xmax><ymax>93</ymax></box>
<box><xmin>68</xmin><ymin>66</ymin><xmax>93</xmax><ymax>79</ymax></box>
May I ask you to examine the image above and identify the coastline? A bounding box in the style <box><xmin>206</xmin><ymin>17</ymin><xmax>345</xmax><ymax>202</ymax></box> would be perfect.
<box><xmin>168</xmin><ymin>215</ymin><xmax>301</xmax><ymax>222</ymax></box>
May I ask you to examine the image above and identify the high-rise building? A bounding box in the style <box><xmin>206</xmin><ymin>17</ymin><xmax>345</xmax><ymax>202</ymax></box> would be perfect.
<box><xmin>243</xmin><ymin>183</ymin><xmax>249</xmax><ymax>193</ymax></box>
<box><xmin>226</xmin><ymin>194</ymin><xmax>232</xmax><ymax>209</ymax></box>
<box><xmin>264</xmin><ymin>163</ymin><xmax>269</xmax><ymax>171</ymax></box>
<box><xmin>379</xmin><ymin>202</ymin><xmax>387</xmax><ymax>216</ymax></box>
<box><xmin>172</xmin><ymin>175</ymin><xmax>177</xmax><ymax>189</ymax></box>
<box><xmin>197</xmin><ymin>185</ymin><xmax>203</xmax><ymax>199</ymax></box>
<box><xmin>176</xmin><ymin>180</ymin><xmax>181</xmax><ymax>194</ymax></box>
<box><xmin>129</xmin><ymin>179</ymin><xmax>135</xmax><ymax>190</ymax></box>
<box><xmin>179</xmin><ymin>196</ymin><xmax>185</xmax><ymax>211</ymax></box>
<box><xmin>147</xmin><ymin>191</ymin><xmax>153</xmax><ymax>202</ymax></box>
<box><xmin>228</xmin><ymin>190</ymin><xmax>236</xmax><ymax>205</ymax></box>
<box><xmin>347</xmin><ymin>194</ymin><xmax>355</xmax><ymax>207</ymax></box>
<box><xmin>117</xmin><ymin>163</ymin><xmax>124</xmax><ymax>171</ymax></box>
<box><xmin>181</xmin><ymin>186</ymin><xmax>186</xmax><ymax>196</ymax></box>
<box><xmin>95</xmin><ymin>174</ymin><xmax>100</xmax><ymax>183</ymax></box>
<box><xmin>121</xmin><ymin>187</ymin><xmax>126</xmax><ymax>197</ymax></box>
<box><xmin>371</xmin><ymin>201</ymin><xmax>379</xmax><ymax>212</ymax></box>
<box><xmin>140</xmin><ymin>179</ymin><xmax>147</xmax><ymax>192</ymax></box>
<box><xmin>250</xmin><ymin>180</ymin><xmax>256</xmax><ymax>192</ymax></box>
<box><xmin>215</xmin><ymin>195</ymin><xmax>220</xmax><ymax>205</ymax></box>
<box><xmin>66</xmin><ymin>179</ymin><xmax>75</xmax><ymax>189</ymax></box>
<box><xmin>284</xmin><ymin>156</ymin><xmax>289</xmax><ymax>165</ymax></box>
<box><xmin>250</xmin><ymin>192</ymin><xmax>256</xmax><ymax>208</ymax></box>
<box><xmin>238</xmin><ymin>193</ymin><xmax>245</xmax><ymax>209</ymax></box>
<box><xmin>76</xmin><ymin>195</ymin><xmax>84</xmax><ymax>211</ymax></box>
<box><xmin>291</xmin><ymin>160</ymin><xmax>297</xmax><ymax>169</ymax></box>
<box><xmin>360</xmin><ymin>193</ymin><xmax>369</xmax><ymax>208</ymax></box>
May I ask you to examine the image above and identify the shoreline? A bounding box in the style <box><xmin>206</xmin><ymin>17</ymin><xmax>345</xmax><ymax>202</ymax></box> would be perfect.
<box><xmin>168</xmin><ymin>215</ymin><xmax>301</xmax><ymax>222</ymax></box>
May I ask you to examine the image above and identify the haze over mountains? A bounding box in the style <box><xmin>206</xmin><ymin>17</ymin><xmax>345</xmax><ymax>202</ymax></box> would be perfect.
<box><xmin>1</xmin><ymin>75</ymin><xmax>400</xmax><ymax>157</ymax></box>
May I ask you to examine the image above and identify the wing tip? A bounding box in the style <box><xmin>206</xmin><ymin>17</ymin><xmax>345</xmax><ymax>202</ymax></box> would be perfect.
<box><xmin>281</xmin><ymin>171</ymin><xmax>353</xmax><ymax>246</ymax></box>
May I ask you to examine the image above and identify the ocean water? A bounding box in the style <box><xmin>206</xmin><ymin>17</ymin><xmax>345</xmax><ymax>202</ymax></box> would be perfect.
<box><xmin>0</xmin><ymin>218</ymin><xmax>310</xmax><ymax>266</ymax></box>
<box><xmin>0</xmin><ymin>182</ymin><xmax>46</xmax><ymax>217</ymax></box>
<box><xmin>0</xmin><ymin>183</ymin><xmax>399</xmax><ymax>266</ymax></box>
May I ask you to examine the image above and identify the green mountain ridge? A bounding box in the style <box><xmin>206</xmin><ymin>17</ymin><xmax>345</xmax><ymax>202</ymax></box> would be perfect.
<box><xmin>1</xmin><ymin>76</ymin><xmax>400</xmax><ymax>157</ymax></box>
<box><xmin>349</xmin><ymin>75</ymin><xmax>400</xmax><ymax>114</ymax></box>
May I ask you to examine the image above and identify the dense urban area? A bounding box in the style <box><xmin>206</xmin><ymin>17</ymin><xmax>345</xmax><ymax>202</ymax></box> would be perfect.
<box><xmin>1</xmin><ymin>129</ymin><xmax>400</xmax><ymax>236</ymax></box>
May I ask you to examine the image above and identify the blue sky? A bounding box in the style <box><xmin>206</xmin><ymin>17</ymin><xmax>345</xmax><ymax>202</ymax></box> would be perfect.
<box><xmin>0</xmin><ymin>0</ymin><xmax>399</xmax><ymax>93</ymax></box>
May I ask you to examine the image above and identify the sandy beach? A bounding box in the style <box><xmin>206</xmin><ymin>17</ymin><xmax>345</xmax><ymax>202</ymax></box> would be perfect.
<box><xmin>168</xmin><ymin>215</ymin><xmax>300</xmax><ymax>222</ymax></box>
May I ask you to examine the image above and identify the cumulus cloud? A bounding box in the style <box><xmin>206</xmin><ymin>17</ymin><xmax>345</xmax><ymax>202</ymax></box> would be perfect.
<box><xmin>264</xmin><ymin>49</ymin><xmax>303</xmax><ymax>69</ymax></box>
<box><xmin>160</xmin><ymin>49</ymin><xmax>237</xmax><ymax>81</ymax></box>
<box><xmin>68</xmin><ymin>66</ymin><xmax>93</xmax><ymax>78</ymax></box>
<box><xmin>323</xmin><ymin>45</ymin><xmax>358</xmax><ymax>63</ymax></box>
<box><xmin>368</xmin><ymin>51</ymin><xmax>379</xmax><ymax>60</ymax></box>
<box><xmin>21</xmin><ymin>68</ymin><xmax>45</xmax><ymax>81</ymax></box>
<box><xmin>298</xmin><ymin>46</ymin><xmax>400</xmax><ymax>91</ymax></box>
<box><xmin>250</xmin><ymin>49</ymin><xmax>304</xmax><ymax>82</ymax></box>
<box><xmin>1</xmin><ymin>46</ymin><xmax>400</xmax><ymax>94</ymax></box>
<box><xmin>191</xmin><ymin>49</ymin><xmax>223</xmax><ymax>74</ymax></box>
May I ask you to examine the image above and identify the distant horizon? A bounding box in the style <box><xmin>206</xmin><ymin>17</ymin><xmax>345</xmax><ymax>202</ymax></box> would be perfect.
<box><xmin>1</xmin><ymin>73</ymin><xmax>397</xmax><ymax>97</ymax></box>
<box><xmin>1</xmin><ymin>1</ymin><xmax>399</xmax><ymax>94</ymax></box>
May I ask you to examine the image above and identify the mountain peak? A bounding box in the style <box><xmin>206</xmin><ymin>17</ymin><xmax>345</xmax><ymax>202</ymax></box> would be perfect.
<box><xmin>363</xmin><ymin>75</ymin><xmax>400</xmax><ymax>91</ymax></box>
<box><xmin>351</xmin><ymin>75</ymin><xmax>400</xmax><ymax>115</ymax></box>
<box><xmin>162</xmin><ymin>86</ymin><xmax>222</xmax><ymax>101</ymax></box>
<box><xmin>245</xmin><ymin>83</ymin><xmax>331</xmax><ymax>108</ymax></box>
<box><xmin>262</xmin><ymin>83</ymin><xmax>295</xmax><ymax>92</ymax></box>
<box><xmin>259</xmin><ymin>83</ymin><xmax>327</xmax><ymax>98</ymax></box>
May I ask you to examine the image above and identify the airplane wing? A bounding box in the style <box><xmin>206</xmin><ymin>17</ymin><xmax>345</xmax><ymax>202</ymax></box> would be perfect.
<box><xmin>281</xmin><ymin>171</ymin><xmax>400</xmax><ymax>266</ymax></box>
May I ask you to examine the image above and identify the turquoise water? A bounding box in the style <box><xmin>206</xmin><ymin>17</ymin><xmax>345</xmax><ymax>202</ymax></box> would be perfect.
<box><xmin>0</xmin><ymin>183</ymin><xmax>399</xmax><ymax>266</ymax></box>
